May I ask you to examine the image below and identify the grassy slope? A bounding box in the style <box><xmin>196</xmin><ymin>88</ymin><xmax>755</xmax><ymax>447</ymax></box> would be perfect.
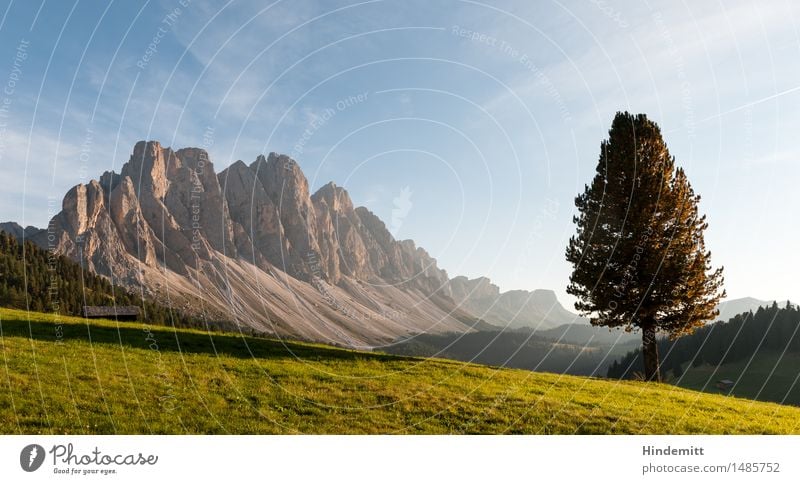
<box><xmin>678</xmin><ymin>352</ymin><xmax>800</xmax><ymax>406</ymax></box>
<box><xmin>1</xmin><ymin>308</ymin><xmax>799</xmax><ymax>434</ymax></box>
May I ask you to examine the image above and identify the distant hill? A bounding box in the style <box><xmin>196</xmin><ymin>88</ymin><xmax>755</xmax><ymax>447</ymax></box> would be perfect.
<box><xmin>536</xmin><ymin>323</ymin><xmax>640</xmax><ymax>346</ymax></box>
<box><xmin>716</xmin><ymin>297</ymin><xmax>784</xmax><ymax>323</ymax></box>
<box><xmin>0</xmin><ymin>221</ymin><xmax>43</xmax><ymax>240</ymax></box>
<box><xmin>384</xmin><ymin>325</ymin><xmax>639</xmax><ymax>376</ymax></box>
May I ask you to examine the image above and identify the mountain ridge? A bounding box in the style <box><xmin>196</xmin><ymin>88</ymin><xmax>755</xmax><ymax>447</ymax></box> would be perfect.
<box><xmin>7</xmin><ymin>140</ymin><xmax>579</xmax><ymax>347</ymax></box>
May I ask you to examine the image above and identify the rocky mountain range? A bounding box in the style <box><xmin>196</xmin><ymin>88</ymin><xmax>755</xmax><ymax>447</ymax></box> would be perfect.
<box><xmin>449</xmin><ymin>276</ymin><xmax>587</xmax><ymax>329</ymax></box>
<box><xmin>3</xmin><ymin>141</ymin><xmax>582</xmax><ymax>348</ymax></box>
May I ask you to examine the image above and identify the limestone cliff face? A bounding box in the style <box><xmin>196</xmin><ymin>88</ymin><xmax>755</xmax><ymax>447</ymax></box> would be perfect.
<box><xmin>108</xmin><ymin>175</ymin><xmax>158</xmax><ymax>267</ymax></box>
<box><xmin>313</xmin><ymin>182</ymin><xmax>381</xmax><ymax>283</ymax></box>
<box><xmin>251</xmin><ymin>153</ymin><xmax>320</xmax><ymax>281</ymax></box>
<box><xmin>120</xmin><ymin>141</ymin><xmax>196</xmax><ymax>273</ymax></box>
<box><xmin>218</xmin><ymin>160</ymin><xmax>287</xmax><ymax>269</ymax></box>
<box><xmin>40</xmin><ymin>177</ymin><xmax>145</xmax><ymax>285</ymax></box>
<box><xmin>172</xmin><ymin>146</ymin><xmax>237</xmax><ymax>256</ymax></box>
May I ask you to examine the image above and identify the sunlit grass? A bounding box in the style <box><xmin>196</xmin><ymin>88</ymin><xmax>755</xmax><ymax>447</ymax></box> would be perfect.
<box><xmin>1</xmin><ymin>307</ymin><xmax>798</xmax><ymax>434</ymax></box>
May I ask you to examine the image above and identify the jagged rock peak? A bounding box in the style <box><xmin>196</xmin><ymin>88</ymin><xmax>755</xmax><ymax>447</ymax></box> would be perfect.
<box><xmin>99</xmin><ymin>170</ymin><xmax>121</xmax><ymax>197</ymax></box>
<box><xmin>121</xmin><ymin>140</ymin><xmax>174</xmax><ymax>200</ymax></box>
<box><xmin>250</xmin><ymin>152</ymin><xmax>302</xmax><ymax>177</ymax></box>
<box><xmin>312</xmin><ymin>182</ymin><xmax>354</xmax><ymax>213</ymax></box>
<box><xmin>249</xmin><ymin>152</ymin><xmax>313</xmax><ymax>204</ymax></box>
<box><xmin>133</xmin><ymin>139</ymin><xmax>162</xmax><ymax>154</ymax></box>
<box><xmin>229</xmin><ymin>159</ymin><xmax>248</xmax><ymax>170</ymax></box>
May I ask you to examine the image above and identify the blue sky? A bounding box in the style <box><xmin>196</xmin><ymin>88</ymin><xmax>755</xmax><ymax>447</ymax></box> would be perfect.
<box><xmin>0</xmin><ymin>0</ymin><xmax>798</xmax><ymax>308</ymax></box>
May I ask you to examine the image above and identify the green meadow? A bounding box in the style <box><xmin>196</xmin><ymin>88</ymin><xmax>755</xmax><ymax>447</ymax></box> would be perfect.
<box><xmin>1</xmin><ymin>308</ymin><xmax>799</xmax><ymax>434</ymax></box>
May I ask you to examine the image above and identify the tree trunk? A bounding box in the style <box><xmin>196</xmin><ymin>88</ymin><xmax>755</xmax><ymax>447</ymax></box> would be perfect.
<box><xmin>642</xmin><ymin>326</ymin><xmax>661</xmax><ymax>382</ymax></box>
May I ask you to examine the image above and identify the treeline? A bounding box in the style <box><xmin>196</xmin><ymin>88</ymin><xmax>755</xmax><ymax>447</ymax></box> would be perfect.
<box><xmin>0</xmin><ymin>230</ymin><xmax>196</xmax><ymax>327</ymax></box>
<box><xmin>608</xmin><ymin>302</ymin><xmax>800</xmax><ymax>379</ymax></box>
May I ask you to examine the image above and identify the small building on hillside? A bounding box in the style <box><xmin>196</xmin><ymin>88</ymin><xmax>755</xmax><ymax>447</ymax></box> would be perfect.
<box><xmin>716</xmin><ymin>379</ymin><xmax>735</xmax><ymax>391</ymax></box>
<box><xmin>82</xmin><ymin>306</ymin><xmax>140</xmax><ymax>321</ymax></box>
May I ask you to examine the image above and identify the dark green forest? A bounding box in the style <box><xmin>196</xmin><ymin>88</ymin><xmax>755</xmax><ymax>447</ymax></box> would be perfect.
<box><xmin>608</xmin><ymin>302</ymin><xmax>800</xmax><ymax>379</ymax></box>
<box><xmin>0</xmin><ymin>230</ymin><xmax>197</xmax><ymax>327</ymax></box>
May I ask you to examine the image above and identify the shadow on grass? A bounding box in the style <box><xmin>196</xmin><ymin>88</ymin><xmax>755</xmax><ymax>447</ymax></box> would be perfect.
<box><xmin>0</xmin><ymin>314</ymin><xmax>418</xmax><ymax>363</ymax></box>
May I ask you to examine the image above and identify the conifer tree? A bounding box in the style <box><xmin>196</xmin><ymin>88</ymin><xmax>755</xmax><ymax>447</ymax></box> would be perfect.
<box><xmin>566</xmin><ymin>112</ymin><xmax>725</xmax><ymax>381</ymax></box>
